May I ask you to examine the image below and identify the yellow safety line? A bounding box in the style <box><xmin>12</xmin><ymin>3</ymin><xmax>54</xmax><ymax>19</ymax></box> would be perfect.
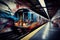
<box><xmin>21</xmin><ymin>23</ymin><xmax>47</xmax><ymax>40</ymax></box>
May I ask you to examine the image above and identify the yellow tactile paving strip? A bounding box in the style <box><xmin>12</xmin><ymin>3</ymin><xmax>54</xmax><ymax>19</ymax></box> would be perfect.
<box><xmin>21</xmin><ymin>23</ymin><xmax>47</xmax><ymax>40</ymax></box>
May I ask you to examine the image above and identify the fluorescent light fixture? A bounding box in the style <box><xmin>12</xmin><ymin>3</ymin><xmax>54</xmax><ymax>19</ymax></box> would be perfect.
<box><xmin>39</xmin><ymin>0</ymin><xmax>49</xmax><ymax>18</ymax></box>
<box><xmin>39</xmin><ymin>0</ymin><xmax>46</xmax><ymax>7</ymax></box>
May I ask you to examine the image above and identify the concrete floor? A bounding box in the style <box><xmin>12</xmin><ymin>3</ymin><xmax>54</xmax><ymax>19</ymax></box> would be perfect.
<box><xmin>30</xmin><ymin>22</ymin><xmax>60</xmax><ymax>40</ymax></box>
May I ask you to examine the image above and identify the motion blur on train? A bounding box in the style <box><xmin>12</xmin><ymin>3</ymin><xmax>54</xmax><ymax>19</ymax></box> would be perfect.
<box><xmin>0</xmin><ymin>0</ymin><xmax>47</xmax><ymax>35</ymax></box>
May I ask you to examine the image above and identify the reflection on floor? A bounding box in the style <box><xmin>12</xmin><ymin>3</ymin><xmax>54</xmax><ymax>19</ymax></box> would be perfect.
<box><xmin>21</xmin><ymin>22</ymin><xmax>60</xmax><ymax>40</ymax></box>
